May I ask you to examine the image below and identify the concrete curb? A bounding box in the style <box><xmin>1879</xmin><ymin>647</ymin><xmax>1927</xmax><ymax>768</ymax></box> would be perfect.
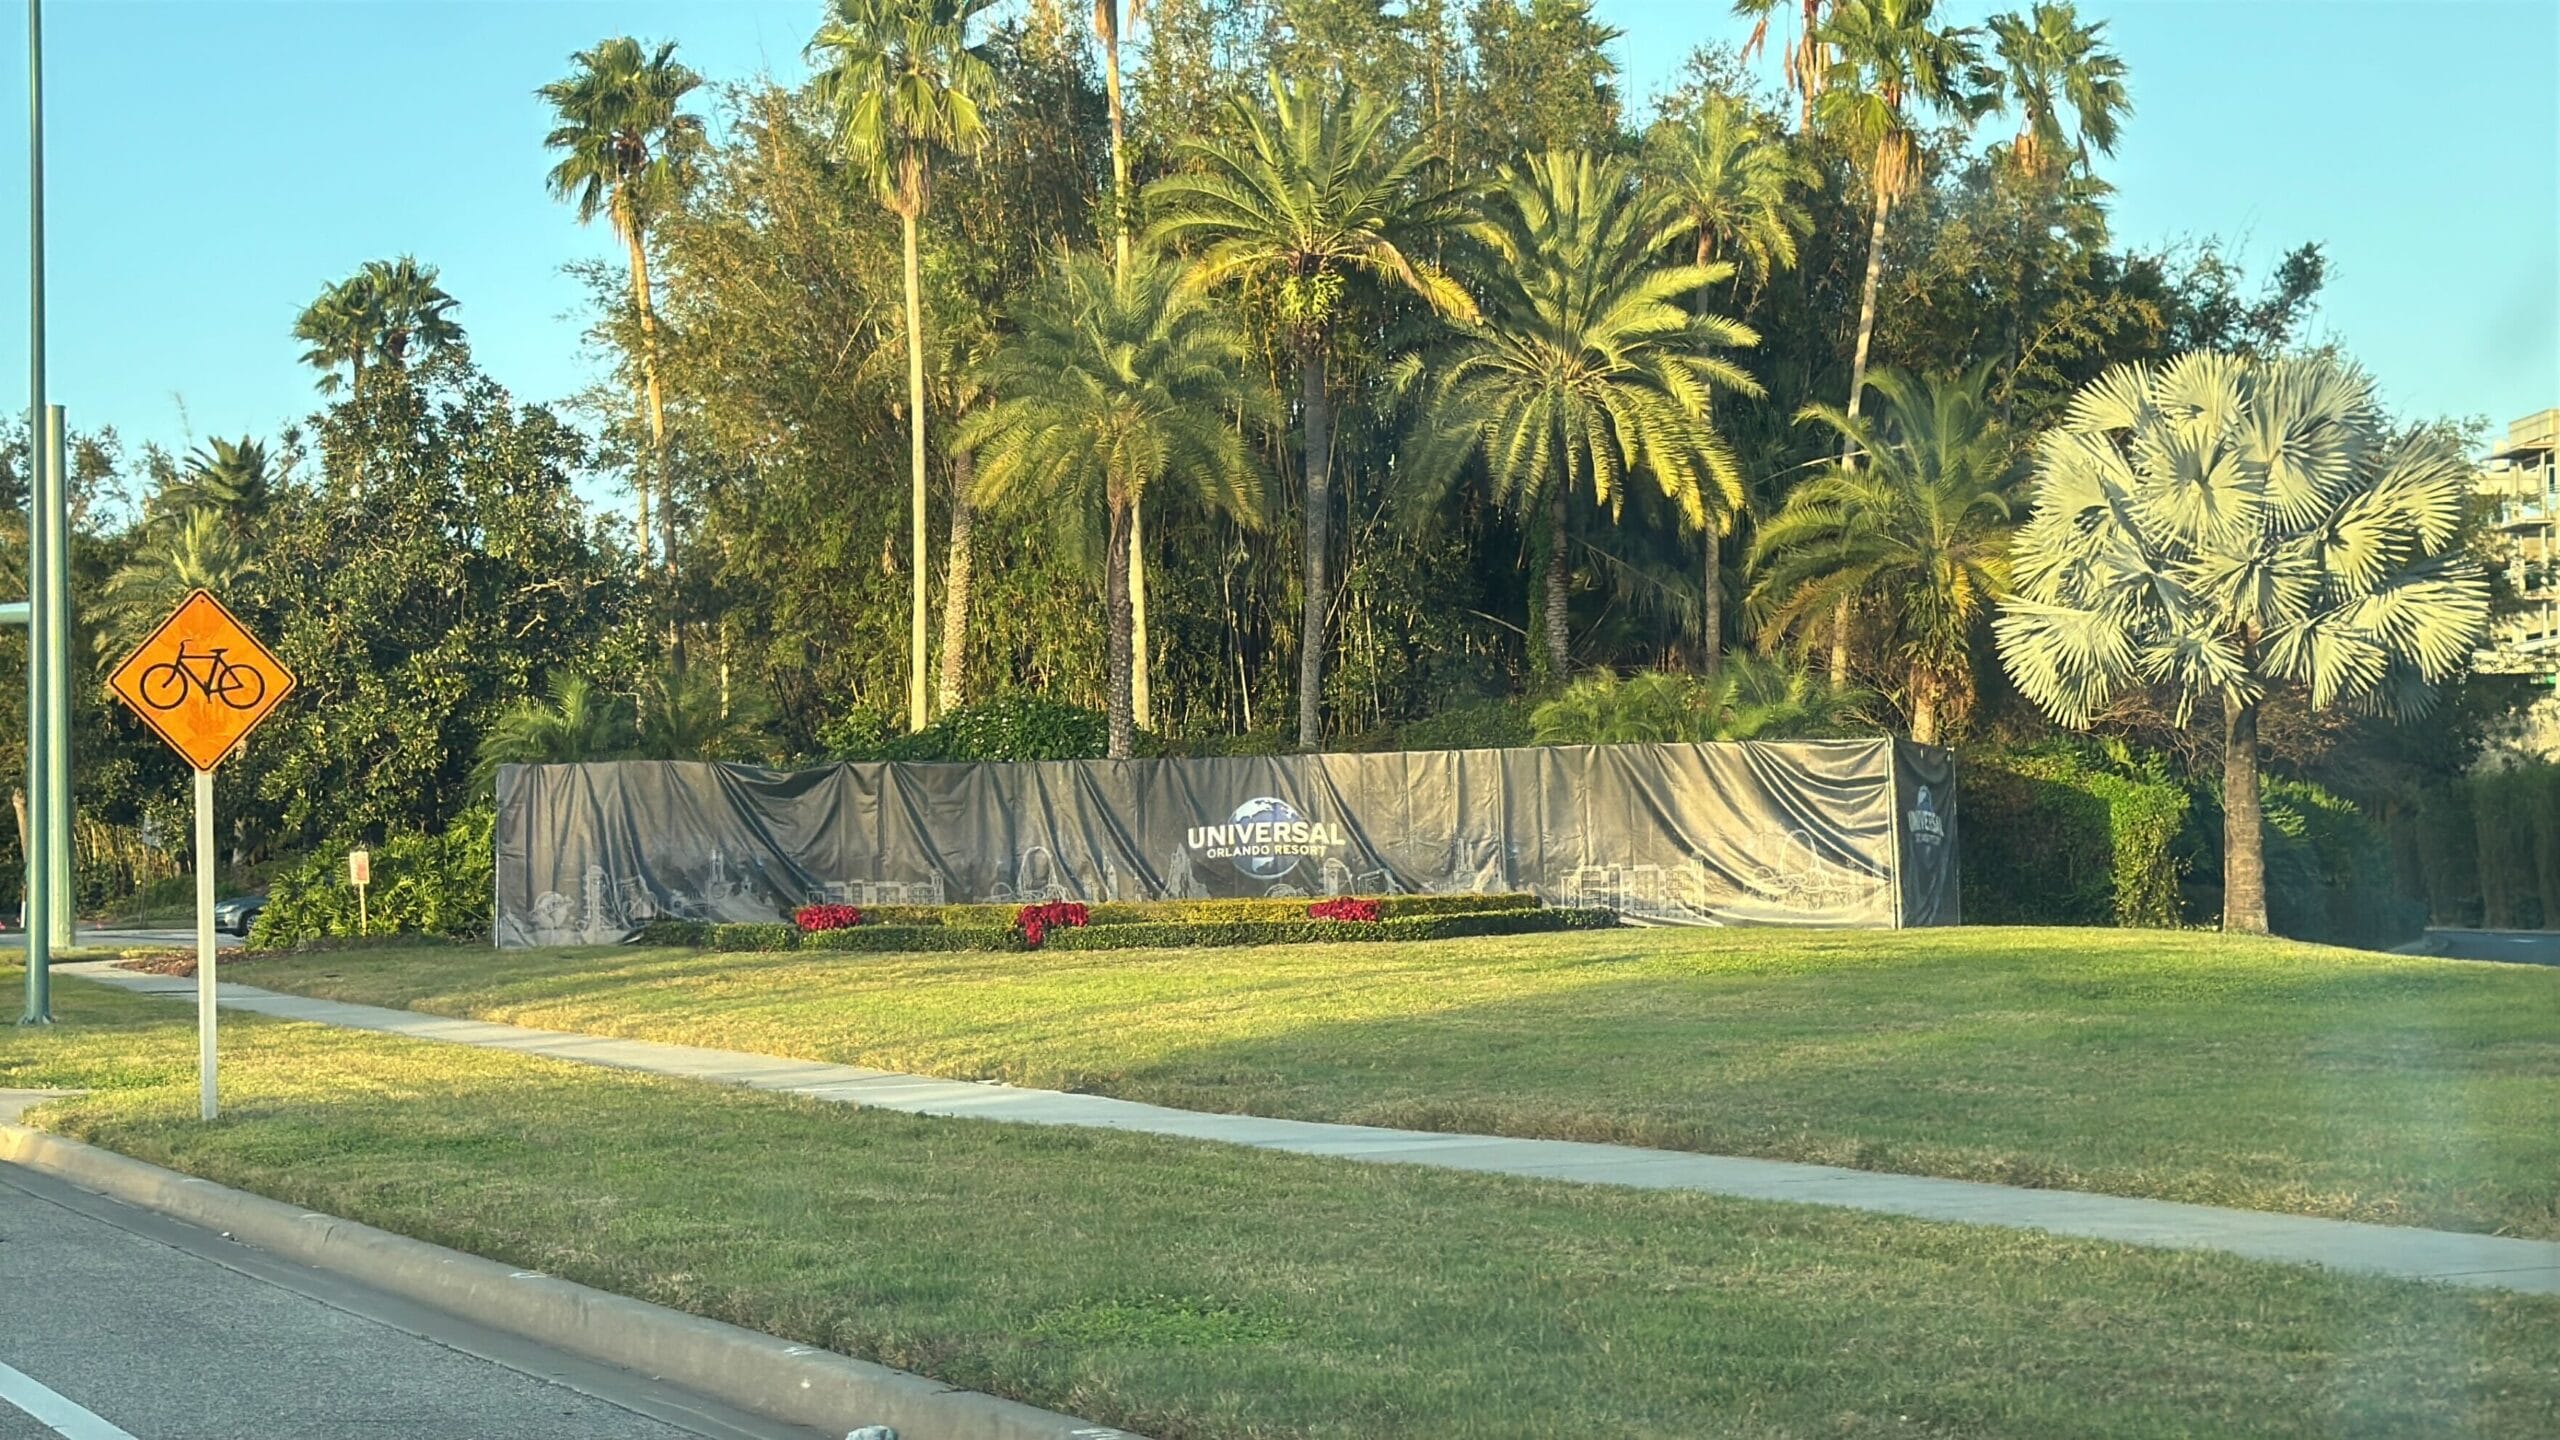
<box><xmin>0</xmin><ymin>1120</ymin><xmax>1141</xmax><ymax>1440</ymax></box>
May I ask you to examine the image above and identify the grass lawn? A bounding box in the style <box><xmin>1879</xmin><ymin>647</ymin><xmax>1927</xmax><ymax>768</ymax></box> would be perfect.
<box><xmin>3</xmin><ymin>966</ymin><xmax>2556</xmax><ymax>1439</ymax></box>
<box><xmin>227</xmin><ymin>926</ymin><xmax>2560</xmax><ymax>1239</ymax></box>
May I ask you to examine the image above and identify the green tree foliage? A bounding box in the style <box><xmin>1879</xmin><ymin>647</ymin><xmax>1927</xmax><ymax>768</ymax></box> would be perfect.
<box><xmin>960</xmin><ymin>251</ymin><xmax>1274</xmax><ymax>758</ymax></box>
<box><xmin>291</xmin><ymin>258</ymin><xmax>465</xmax><ymax>396</ymax></box>
<box><xmin>1402</xmin><ymin>150</ymin><xmax>1761</xmax><ymax>681</ymax></box>
<box><xmin>1146</xmin><ymin>69</ymin><xmax>1472</xmax><ymax>748</ymax></box>
<box><xmin>1996</xmin><ymin>353</ymin><xmax>2491</xmax><ymax>933</ymax></box>
<box><xmin>475</xmin><ymin>674</ymin><xmax>636</xmax><ymax>782</ymax></box>
<box><xmin>1529</xmin><ymin>657</ymin><xmax>1871</xmax><ymax>744</ymax></box>
<box><xmin>1751</xmin><ymin>365</ymin><xmax>2020</xmax><ymax>743</ymax></box>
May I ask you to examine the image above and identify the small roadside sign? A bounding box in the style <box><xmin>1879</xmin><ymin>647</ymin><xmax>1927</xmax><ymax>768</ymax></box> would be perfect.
<box><xmin>105</xmin><ymin>589</ymin><xmax>295</xmax><ymax>1122</ymax></box>
<box><xmin>349</xmin><ymin>849</ymin><xmax>371</xmax><ymax>935</ymax></box>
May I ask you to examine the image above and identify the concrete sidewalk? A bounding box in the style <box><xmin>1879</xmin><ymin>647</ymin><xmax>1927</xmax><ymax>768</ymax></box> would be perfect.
<box><xmin>59</xmin><ymin>961</ymin><xmax>2560</xmax><ymax>1298</ymax></box>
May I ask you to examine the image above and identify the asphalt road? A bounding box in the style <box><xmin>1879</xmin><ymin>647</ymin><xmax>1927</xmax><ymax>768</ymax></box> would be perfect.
<box><xmin>0</xmin><ymin>1162</ymin><xmax>826</xmax><ymax>1440</ymax></box>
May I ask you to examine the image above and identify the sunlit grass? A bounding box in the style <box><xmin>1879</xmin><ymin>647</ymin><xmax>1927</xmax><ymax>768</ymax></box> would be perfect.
<box><xmin>229</xmin><ymin>926</ymin><xmax>2560</xmax><ymax>1236</ymax></box>
<box><xmin>5</xmin><ymin>967</ymin><xmax>2557</xmax><ymax>1440</ymax></box>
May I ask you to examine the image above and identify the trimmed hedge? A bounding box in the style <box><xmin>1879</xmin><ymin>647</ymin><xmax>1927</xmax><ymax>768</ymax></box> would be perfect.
<box><xmin>635</xmin><ymin>904</ymin><xmax>1614</xmax><ymax>955</ymax></box>
<box><xmin>2401</xmin><ymin>763</ymin><xmax>2560</xmax><ymax>929</ymax></box>
<box><xmin>865</xmin><ymin>892</ymin><xmax>1540</xmax><ymax>928</ymax></box>
<box><xmin>1961</xmin><ymin>744</ymin><xmax>2188</xmax><ymax>928</ymax></box>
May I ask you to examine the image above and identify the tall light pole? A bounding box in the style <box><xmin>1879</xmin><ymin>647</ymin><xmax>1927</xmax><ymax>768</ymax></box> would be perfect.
<box><xmin>19</xmin><ymin>0</ymin><xmax>50</xmax><ymax>1025</ymax></box>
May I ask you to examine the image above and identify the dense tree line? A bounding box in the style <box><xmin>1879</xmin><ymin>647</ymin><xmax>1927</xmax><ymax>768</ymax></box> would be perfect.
<box><xmin>2</xmin><ymin>0</ymin><xmax>2515</xmax><ymax>938</ymax></box>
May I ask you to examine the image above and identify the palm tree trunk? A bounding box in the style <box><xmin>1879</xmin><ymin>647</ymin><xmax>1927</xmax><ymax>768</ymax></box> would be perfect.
<box><xmin>1105</xmin><ymin>487</ymin><xmax>1137</xmax><ymax>761</ymax></box>
<box><xmin>1543</xmin><ymin>485</ymin><xmax>1571</xmax><ymax>680</ymax></box>
<box><xmin>2222</xmin><ymin>691</ymin><xmax>2269</xmax><ymax>934</ymax></box>
<box><xmin>1830</xmin><ymin>596</ymin><xmax>1852</xmax><ymax>683</ymax></box>
<box><xmin>1701</xmin><ymin>525</ymin><xmax>1723</xmax><ymax>677</ymax></box>
<box><xmin>1296</xmin><ymin>336</ymin><xmax>1332</xmax><ymax>751</ymax></box>
<box><xmin>1104</xmin><ymin>24</ymin><xmax>1151</xmax><ymax>732</ymax></box>
<box><xmin>901</xmin><ymin>208</ymin><xmax>931</xmax><ymax>734</ymax></box>
<box><xmin>1846</xmin><ymin>185</ymin><xmax>1893</xmax><ymax>429</ymax></box>
<box><xmin>627</xmin><ymin>224</ymin><xmax>674</xmax><ymax>578</ymax></box>
<box><xmin>937</xmin><ymin>447</ymin><xmax>976</xmax><ymax>714</ymax></box>
<box><xmin>1908</xmin><ymin>669</ymin><xmax>1937</xmax><ymax>745</ymax></box>
<box><xmin>1130</xmin><ymin>498</ymin><xmax>1151</xmax><ymax>730</ymax></box>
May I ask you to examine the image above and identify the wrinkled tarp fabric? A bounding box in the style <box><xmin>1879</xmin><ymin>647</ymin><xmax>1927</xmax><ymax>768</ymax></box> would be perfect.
<box><xmin>494</xmin><ymin>739</ymin><xmax>1958</xmax><ymax>947</ymax></box>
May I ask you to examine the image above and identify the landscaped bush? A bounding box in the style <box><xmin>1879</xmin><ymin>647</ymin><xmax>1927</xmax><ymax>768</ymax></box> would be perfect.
<box><xmin>1039</xmin><ymin>906</ymin><xmax>1617</xmax><ymax>951</ymax></box>
<box><xmin>2396</xmin><ymin>762</ymin><xmax>2560</xmax><ymax>930</ymax></box>
<box><xmin>1016</xmin><ymin>900</ymin><xmax>1090</xmax><ymax>947</ymax></box>
<box><xmin>866</xmin><ymin>892</ymin><xmax>1539</xmax><ymax>927</ymax></box>
<box><xmin>824</xmin><ymin>695</ymin><xmax>1108</xmax><ymax>764</ymax></box>
<box><xmin>633</xmin><ymin>919</ymin><xmax>711</xmax><ymax>947</ymax></box>
<box><xmin>2260</xmin><ymin>778</ymin><xmax>2427</xmax><ymax>948</ymax></box>
<box><xmin>629</xmin><ymin>899</ymin><xmax>1609</xmax><ymax>954</ymax></box>
<box><xmin>706</xmin><ymin>922</ymin><xmax>802</xmax><ymax>952</ymax></box>
<box><xmin>1307</xmin><ymin>897</ymin><xmax>1381</xmax><ymax>922</ymax></box>
<box><xmin>1961</xmin><ymin>743</ymin><xmax>2188</xmax><ymax>928</ymax></box>
<box><xmin>1392</xmin><ymin>699</ymin><xmax>1532</xmax><ymax>752</ymax></box>
<box><xmin>250</xmin><ymin>807</ymin><xmax>495</xmax><ymax>947</ymax></box>
<box><xmin>793</xmin><ymin>903</ymin><xmax>865</xmax><ymax>933</ymax></box>
<box><xmin>802</xmin><ymin>924</ymin><xmax>1022</xmax><ymax>954</ymax></box>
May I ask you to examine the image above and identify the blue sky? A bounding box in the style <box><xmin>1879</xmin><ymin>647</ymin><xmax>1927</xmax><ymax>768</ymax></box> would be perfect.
<box><xmin>0</xmin><ymin>0</ymin><xmax>2549</xmax><ymax>488</ymax></box>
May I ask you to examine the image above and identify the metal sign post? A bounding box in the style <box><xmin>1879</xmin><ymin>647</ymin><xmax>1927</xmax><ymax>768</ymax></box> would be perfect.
<box><xmin>106</xmin><ymin>590</ymin><xmax>293</xmax><ymax>1120</ymax></box>
<box><xmin>349</xmin><ymin>849</ymin><xmax>370</xmax><ymax>936</ymax></box>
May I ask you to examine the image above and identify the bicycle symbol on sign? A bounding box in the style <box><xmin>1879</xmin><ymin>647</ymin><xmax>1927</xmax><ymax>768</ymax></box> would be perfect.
<box><xmin>137</xmin><ymin>642</ymin><xmax>269</xmax><ymax>712</ymax></box>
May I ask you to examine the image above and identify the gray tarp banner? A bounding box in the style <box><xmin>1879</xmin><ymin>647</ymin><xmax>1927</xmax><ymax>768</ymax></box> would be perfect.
<box><xmin>494</xmin><ymin>738</ymin><xmax>1958</xmax><ymax>946</ymax></box>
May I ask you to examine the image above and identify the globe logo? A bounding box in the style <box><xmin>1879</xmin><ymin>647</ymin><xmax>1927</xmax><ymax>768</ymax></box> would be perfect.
<box><xmin>1228</xmin><ymin>795</ymin><xmax>1305</xmax><ymax>879</ymax></box>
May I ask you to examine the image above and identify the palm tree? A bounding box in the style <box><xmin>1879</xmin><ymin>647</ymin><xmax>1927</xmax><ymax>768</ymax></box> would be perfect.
<box><xmin>540</xmin><ymin>36</ymin><xmax>707</xmax><ymax>566</ymax></box>
<box><xmin>809</xmin><ymin>0</ymin><xmax>998</xmax><ymax>736</ymax></box>
<box><xmin>1750</xmin><ymin>365</ymin><xmax>2020</xmax><ymax>744</ymax></box>
<box><xmin>1399</xmin><ymin>150</ymin><xmax>1761</xmax><ymax>682</ymax></box>
<box><xmin>1734</xmin><ymin>0</ymin><xmax>1843</xmax><ymax>130</ymax></box>
<box><xmin>359</xmin><ymin>257</ymin><xmax>464</xmax><ymax>371</ymax></box>
<box><xmin>1146</xmin><ymin>70</ymin><xmax>1473</xmax><ymax>750</ymax></box>
<box><xmin>1649</xmin><ymin>92</ymin><xmax>1812</xmax><ymax>673</ymax></box>
<box><xmin>1529</xmin><ymin>658</ymin><xmax>1871</xmax><ymax>744</ymax></box>
<box><xmin>957</xmin><ymin>252</ymin><xmax>1273</xmax><ymax>759</ymax></box>
<box><xmin>1995</xmin><ymin>353</ymin><xmax>2490</xmax><ymax>934</ymax></box>
<box><xmin>160</xmin><ymin>437</ymin><xmax>273</xmax><ymax>526</ymax></box>
<box><xmin>290</xmin><ymin>260</ymin><xmax>463</xmax><ymax>396</ymax></box>
<box><xmin>1094</xmin><ymin>0</ymin><xmax>1155</xmax><ymax>730</ymax></box>
<box><xmin>1812</xmin><ymin>0</ymin><xmax>1990</xmax><ymax>430</ymax></box>
<box><xmin>1988</xmin><ymin>1</ymin><xmax>2128</xmax><ymax>181</ymax></box>
<box><xmin>291</xmin><ymin>277</ymin><xmax>373</xmax><ymax>395</ymax></box>
<box><xmin>475</xmin><ymin>674</ymin><xmax>636</xmax><ymax>783</ymax></box>
<box><xmin>635</xmin><ymin>666</ymin><xmax>776</xmax><ymax>761</ymax></box>
<box><xmin>94</xmin><ymin>510</ymin><xmax>263</xmax><ymax>662</ymax></box>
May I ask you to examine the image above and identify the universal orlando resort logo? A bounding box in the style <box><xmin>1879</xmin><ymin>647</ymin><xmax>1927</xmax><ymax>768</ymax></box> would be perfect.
<box><xmin>1187</xmin><ymin>796</ymin><xmax>1346</xmax><ymax>879</ymax></box>
<box><xmin>1906</xmin><ymin>785</ymin><xmax>1946</xmax><ymax>846</ymax></box>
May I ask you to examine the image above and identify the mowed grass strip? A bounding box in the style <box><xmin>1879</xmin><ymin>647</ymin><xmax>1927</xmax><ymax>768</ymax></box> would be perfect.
<box><xmin>3</xmin><ymin>968</ymin><xmax>2556</xmax><ymax>1440</ymax></box>
<box><xmin>232</xmin><ymin>927</ymin><xmax>2560</xmax><ymax>1238</ymax></box>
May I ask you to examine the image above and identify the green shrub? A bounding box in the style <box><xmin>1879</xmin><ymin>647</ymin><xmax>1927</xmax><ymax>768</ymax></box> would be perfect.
<box><xmin>1039</xmin><ymin>906</ymin><xmax>1617</xmax><ymax>951</ymax></box>
<box><xmin>801</xmin><ymin>924</ymin><xmax>1023</xmax><ymax>953</ymax></box>
<box><xmin>706</xmin><ymin>922</ymin><xmax>802</xmax><ymax>952</ymax></box>
<box><xmin>1394</xmin><ymin>700</ymin><xmax>1532</xmax><ymax>752</ymax></box>
<box><xmin>828</xmin><ymin>695</ymin><xmax>1108</xmax><ymax>764</ymax></box>
<box><xmin>250</xmin><ymin>808</ymin><xmax>494</xmax><ymax>947</ymax></box>
<box><xmin>631</xmin><ymin>919</ymin><xmax>710</xmax><ymax>947</ymax></box>
<box><xmin>863</xmin><ymin>892</ymin><xmax>1540</xmax><ymax>928</ymax></box>
<box><xmin>2260</xmin><ymin>778</ymin><xmax>2427</xmax><ymax>948</ymax></box>
<box><xmin>1961</xmin><ymin>743</ymin><xmax>2187</xmax><ymax>928</ymax></box>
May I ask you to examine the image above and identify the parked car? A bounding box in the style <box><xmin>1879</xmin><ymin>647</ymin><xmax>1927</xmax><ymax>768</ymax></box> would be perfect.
<box><xmin>213</xmin><ymin>894</ymin><xmax>265</xmax><ymax>937</ymax></box>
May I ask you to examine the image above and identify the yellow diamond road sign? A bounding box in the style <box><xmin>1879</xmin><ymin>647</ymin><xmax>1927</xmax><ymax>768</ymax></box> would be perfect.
<box><xmin>108</xmin><ymin>589</ymin><xmax>295</xmax><ymax>772</ymax></box>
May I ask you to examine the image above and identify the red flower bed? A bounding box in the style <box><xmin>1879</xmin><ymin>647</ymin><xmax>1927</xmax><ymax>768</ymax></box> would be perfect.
<box><xmin>793</xmin><ymin>903</ymin><xmax>866</xmax><ymax>933</ymax></box>
<box><xmin>1016</xmin><ymin>900</ymin><xmax>1090</xmax><ymax>948</ymax></box>
<box><xmin>1307</xmin><ymin>896</ymin><xmax>1382</xmax><ymax>923</ymax></box>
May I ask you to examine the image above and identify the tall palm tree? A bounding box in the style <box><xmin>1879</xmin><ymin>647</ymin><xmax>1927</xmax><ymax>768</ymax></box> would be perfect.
<box><xmin>1996</xmin><ymin>353</ymin><xmax>2489</xmax><ymax>933</ymax></box>
<box><xmin>359</xmin><ymin>257</ymin><xmax>464</xmax><ymax>372</ymax></box>
<box><xmin>1400</xmin><ymin>150</ymin><xmax>1761</xmax><ymax>681</ymax></box>
<box><xmin>1749</xmin><ymin>365</ymin><xmax>2019</xmax><ymax>744</ymax></box>
<box><xmin>1733</xmin><ymin>0</ymin><xmax>1843</xmax><ymax>131</ymax></box>
<box><xmin>1093</xmin><ymin>0</ymin><xmax>1155</xmax><ymax>727</ymax></box>
<box><xmin>958</xmin><ymin>252</ymin><xmax>1273</xmax><ymax>759</ymax></box>
<box><xmin>809</xmin><ymin>0</ymin><xmax>998</xmax><ymax>735</ymax></box>
<box><xmin>541</xmin><ymin>37</ymin><xmax>707</xmax><ymax>567</ymax></box>
<box><xmin>1146</xmin><ymin>71</ymin><xmax>1473</xmax><ymax>749</ymax></box>
<box><xmin>1988</xmin><ymin>1</ymin><xmax>2128</xmax><ymax>181</ymax></box>
<box><xmin>1649</xmin><ymin>92</ymin><xmax>1812</xmax><ymax>673</ymax></box>
<box><xmin>1813</xmin><ymin>0</ymin><xmax>1990</xmax><ymax>431</ymax></box>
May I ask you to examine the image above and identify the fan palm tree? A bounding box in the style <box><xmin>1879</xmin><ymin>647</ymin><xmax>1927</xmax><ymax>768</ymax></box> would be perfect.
<box><xmin>957</xmin><ymin>251</ymin><xmax>1273</xmax><ymax>759</ymax></box>
<box><xmin>1649</xmin><ymin>92</ymin><xmax>1812</xmax><ymax>673</ymax></box>
<box><xmin>809</xmin><ymin>0</ymin><xmax>998</xmax><ymax>736</ymax></box>
<box><xmin>94</xmin><ymin>510</ymin><xmax>264</xmax><ymax>663</ymax></box>
<box><xmin>1995</xmin><ymin>353</ymin><xmax>2490</xmax><ymax>933</ymax></box>
<box><xmin>291</xmin><ymin>277</ymin><xmax>374</xmax><ymax>395</ymax></box>
<box><xmin>475</xmin><ymin>674</ymin><xmax>637</xmax><ymax>783</ymax></box>
<box><xmin>1750</xmin><ymin>365</ymin><xmax>2020</xmax><ymax>744</ymax></box>
<box><xmin>1988</xmin><ymin>1</ymin><xmax>2128</xmax><ymax>180</ymax></box>
<box><xmin>1145</xmin><ymin>70</ymin><xmax>1473</xmax><ymax>750</ymax></box>
<box><xmin>1812</xmin><ymin>0</ymin><xmax>1991</xmax><ymax>430</ymax></box>
<box><xmin>359</xmin><ymin>257</ymin><xmax>463</xmax><ymax>371</ymax></box>
<box><xmin>541</xmin><ymin>36</ymin><xmax>708</xmax><ymax>568</ymax></box>
<box><xmin>1399</xmin><ymin>150</ymin><xmax>1761</xmax><ymax>682</ymax></box>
